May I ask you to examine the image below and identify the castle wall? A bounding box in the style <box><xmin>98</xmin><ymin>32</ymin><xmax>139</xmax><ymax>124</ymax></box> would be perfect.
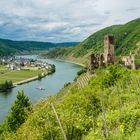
<box><xmin>122</xmin><ymin>55</ymin><xmax>136</xmax><ymax>69</ymax></box>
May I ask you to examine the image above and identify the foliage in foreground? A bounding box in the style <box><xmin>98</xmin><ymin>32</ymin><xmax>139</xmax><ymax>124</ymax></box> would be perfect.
<box><xmin>0</xmin><ymin>91</ymin><xmax>32</xmax><ymax>136</ymax></box>
<box><xmin>0</xmin><ymin>65</ymin><xmax>140</xmax><ymax>140</ymax></box>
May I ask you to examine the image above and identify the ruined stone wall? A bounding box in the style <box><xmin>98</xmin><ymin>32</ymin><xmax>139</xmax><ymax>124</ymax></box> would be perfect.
<box><xmin>122</xmin><ymin>55</ymin><xmax>136</xmax><ymax>69</ymax></box>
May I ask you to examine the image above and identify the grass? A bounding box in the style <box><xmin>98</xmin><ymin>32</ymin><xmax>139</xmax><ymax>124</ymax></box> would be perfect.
<box><xmin>0</xmin><ymin>65</ymin><xmax>42</xmax><ymax>84</ymax></box>
<box><xmin>0</xmin><ymin>65</ymin><xmax>10</xmax><ymax>75</ymax></box>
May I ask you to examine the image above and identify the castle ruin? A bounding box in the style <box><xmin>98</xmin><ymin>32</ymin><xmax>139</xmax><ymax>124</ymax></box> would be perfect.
<box><xmin>122</xmin><ymin>52</ymin><xmax>136</xmax><ymax>69</ymax></box>
<box><xmin>88</xmin><ymin>35</ymin><xmax>115</xmax><ymax>71</ymax></box>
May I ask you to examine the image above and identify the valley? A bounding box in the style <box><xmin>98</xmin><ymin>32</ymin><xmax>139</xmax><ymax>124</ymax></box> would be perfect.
<box><xmin>0</xmin><ymin>18</ymin><xmax>140</xmax><ymax>140</ymax></box>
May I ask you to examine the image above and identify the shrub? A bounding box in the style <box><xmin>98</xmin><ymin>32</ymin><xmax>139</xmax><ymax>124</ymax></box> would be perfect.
<box><xmin>77</xmin><ymin>68</ymin><xmax>87</xmax><ymax>76</ymax></box>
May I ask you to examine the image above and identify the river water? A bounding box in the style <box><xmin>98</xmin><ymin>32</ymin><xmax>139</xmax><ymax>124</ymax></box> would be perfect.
<box><xmin>0</xmin><ymin>56</ymin><xmax>82</xmax><ymax>122</ymax></box>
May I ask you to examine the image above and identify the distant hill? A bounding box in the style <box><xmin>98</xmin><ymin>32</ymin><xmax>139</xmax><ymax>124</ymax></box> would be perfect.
<box><xmin>0</xmin><ymin>39</ymin><xmax>79</xmax><ymax>56</ymax></box>
<box><xmin>54</xmin><ymin>42</ymin><xmax>80</xmax><ymax>48</ymax></box>
<box><xmin>45</xmin><ymin>18</ymin><xmax>140</xmax><ymax>64</ymax></box>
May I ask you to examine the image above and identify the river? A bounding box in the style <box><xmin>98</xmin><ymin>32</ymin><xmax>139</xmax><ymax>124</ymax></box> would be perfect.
<box><xmin>0</xmin><ymin>56</ymin><xmax>82</xmax><ymax>122</ymax></box>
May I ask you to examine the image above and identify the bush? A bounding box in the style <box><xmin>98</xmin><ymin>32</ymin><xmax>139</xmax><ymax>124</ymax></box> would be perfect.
<box><xmin>77</xmin><ymin>68</ymin><xmax>87</xmax><ymax>76</ymax></box>
<box><xmin>102</xmin><ymin>65</ymin><xmax>130</xmax><ymax>88</ymax></box>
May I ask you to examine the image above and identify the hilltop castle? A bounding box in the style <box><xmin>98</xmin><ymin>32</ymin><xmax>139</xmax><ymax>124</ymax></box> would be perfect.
<box><xmin>88</xmin><ymin>35</ymin><xmax>115</xmax><ymax>71</ymax></box>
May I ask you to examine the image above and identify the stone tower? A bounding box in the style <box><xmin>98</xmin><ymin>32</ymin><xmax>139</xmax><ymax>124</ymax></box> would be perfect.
<box><xmin>104</xmin><ymin>35</ymin><xmax>115</xmax><ymax>65</ymax></box>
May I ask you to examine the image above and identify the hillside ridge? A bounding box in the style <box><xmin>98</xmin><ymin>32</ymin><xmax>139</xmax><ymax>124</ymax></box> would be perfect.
<box><xmin>0</xmin><ymin>38</ymin><xmax>79</xmax><ymax>56</ymax></box>
<box><xmin>45</xmin><ymin>18</ymin><xmax>140</xmax><ymax>65</ymax></box>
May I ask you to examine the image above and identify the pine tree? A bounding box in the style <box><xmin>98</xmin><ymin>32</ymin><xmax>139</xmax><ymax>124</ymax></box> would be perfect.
<box><xmin>4</xmin><ymin>91</ymin><xmax>32</xmax><ymax>131</ymax></box>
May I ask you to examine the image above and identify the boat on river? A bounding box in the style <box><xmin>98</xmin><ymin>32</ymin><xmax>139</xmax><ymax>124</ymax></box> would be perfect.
<box><xmin>36</xmin><ymin>87</ymin><xmax>45</xmax><ymax>90</ymax></box>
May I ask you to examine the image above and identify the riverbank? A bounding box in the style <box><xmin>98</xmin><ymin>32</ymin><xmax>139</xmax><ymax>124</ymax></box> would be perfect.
<box><xmin>13</xmin><ymin>71</ymin><xmax>51</xmax><ymax>86</ymax></box>
<box><xmin>13</xmin><ymin>58</ymin><xmax>83</xmax><ymax>86</ymax></box>
<box><xmin>55</xmin><ymin>58</ymin><xmax>85</xmax><ymax>67</ymax></box>
<box><xmin>0</xmin><ymin>69</ymin><xmax>42</xmax><ymax>84</ymax></box>
<box><xmin>13</xmin><ymin>75</ymin><xmax>40</xmax><ymax>86</ymax></box>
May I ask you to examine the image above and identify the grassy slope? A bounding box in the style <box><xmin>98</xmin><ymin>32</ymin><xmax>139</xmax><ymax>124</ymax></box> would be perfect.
<box><xmin>45</xmin><ymin>18</ymin><xmax>140</xmax><ymax>65</ymax></box>
<box><xmin>1</xmin><ymin>65</ymin><xmax>140</xmax><ymax>140</ymax></box>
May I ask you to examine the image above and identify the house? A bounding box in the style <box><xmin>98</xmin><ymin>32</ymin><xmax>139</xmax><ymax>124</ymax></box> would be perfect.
<box><xmin>8</xmin><ymin>63</ymin><xmax>22</xmax><ymax>71</ymax></box>
<box><xmin>9</xmin><ymin>64</ymin><xmax>17</xmax><ymax>70</ymax></box>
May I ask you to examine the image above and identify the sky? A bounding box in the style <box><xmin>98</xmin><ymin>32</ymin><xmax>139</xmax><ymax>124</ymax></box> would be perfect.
<box><xmin>0</xmin><ymin>0</ymin><xmax>139</xmax><ymax>42</ymax></box>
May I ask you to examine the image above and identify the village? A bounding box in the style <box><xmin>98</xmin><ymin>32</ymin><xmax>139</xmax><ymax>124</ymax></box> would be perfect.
<box><xmin>0</xmin><ymin>56</ymin><xmax>55</xmax><ymax>91</ymax></box>
<box><xmin>0</xmin><ymin>56</ymin><xmax>52</xmax><ymax>71</ymax></box>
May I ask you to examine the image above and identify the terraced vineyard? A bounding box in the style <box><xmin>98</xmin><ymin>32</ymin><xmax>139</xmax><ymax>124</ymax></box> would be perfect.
<box><xmin>76</xmin><ymin>72</ymin><xmax>92</xmax><ymax>89</ymax></box>
<box><xmin>56</xmin><ymin>72</ymin><xmax>93</xmax><ymax>100</ymax></box>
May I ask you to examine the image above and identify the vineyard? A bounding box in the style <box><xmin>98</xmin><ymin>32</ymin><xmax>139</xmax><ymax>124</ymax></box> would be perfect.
<box><xmin>76</xmin><ymin>72</ymin><xmax>92</xmax><ymax>89</ymax></box>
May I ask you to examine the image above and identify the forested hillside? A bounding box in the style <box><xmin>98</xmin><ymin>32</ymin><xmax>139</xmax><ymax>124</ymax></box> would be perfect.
<box><xmin>0</xmin><ymin>65</ymin><xmax>140</xmax><ymax>139</ymax></box>
<box><xmin>45</xmin><ymin>18</ymin><xmax>140</xmax><ymax>64</ymax></box>
<box><xmin>0</xmin><ymin>39</ymin><xmax>79</xmax><ymax>56</ymax></box>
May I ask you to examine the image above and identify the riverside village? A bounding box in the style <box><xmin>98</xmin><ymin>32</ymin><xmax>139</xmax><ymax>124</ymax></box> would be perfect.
<box><xmin>0</xmin><ymin>56</ymin><xmax>51</xmax><ymax>71</ymax></box>
<box><xmin>0</xmin><ymin>56</ymin><xmax>55</xmax><ymax>92</ymax></box>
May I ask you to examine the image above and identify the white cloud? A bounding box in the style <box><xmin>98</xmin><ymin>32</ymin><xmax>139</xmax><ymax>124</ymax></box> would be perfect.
<box><xmin>0</xmin><ymin>0</ymin><xmax>139</xmax><ymax>42</ymax></box>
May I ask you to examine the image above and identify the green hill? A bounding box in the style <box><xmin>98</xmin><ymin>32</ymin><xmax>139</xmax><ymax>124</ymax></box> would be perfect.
<box><xmin>1</xmin><ymin>65</ymin><xmax>140</xmax><ymax>139</ymax></box>
<box><xmin>0</xmin><ymin>39</ymin><xmax>79</xmax><ymax>56</ymax></box>
<box><xmin>45</xmin><ymin>18</ymin><xmax>140</xmax><ymax>64</ymax></box>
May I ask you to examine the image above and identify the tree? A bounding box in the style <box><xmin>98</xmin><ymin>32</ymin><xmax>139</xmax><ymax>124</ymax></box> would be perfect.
<box><xmin>4</xmin><ymin>91</ymin><xmax>32</xmax><ymax>131</ymax></box>
<box><xmin>0</xmin><ymin>80</ymin><xmax>13</xmax><ymax>91</ymax></box>
<box><xmin>38</xmin><ymin>73</ymin><xmax>42</xmax><ymax>80</ymax></box>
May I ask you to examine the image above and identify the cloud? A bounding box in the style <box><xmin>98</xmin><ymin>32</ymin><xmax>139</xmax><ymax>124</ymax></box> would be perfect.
<box><xmin>126</xmin><ymin>7</ymin><xmax>139</xmax><ymax>11</ymax></box>
<box><xmin>0</xmin><ymin>0</ymin><xmax>139</xmax><ymax>42</ymax></box>
<box><xmin>104</xmin><ymin>11</ymin><xmax>111</xmax><ymax>15</ymax></box>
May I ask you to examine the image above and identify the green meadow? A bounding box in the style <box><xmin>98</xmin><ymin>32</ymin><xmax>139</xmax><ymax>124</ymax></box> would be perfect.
<box><xmin>0</xmin><ymin>65</ymin><xmax>42</xmax><ymax>84</ymax></box>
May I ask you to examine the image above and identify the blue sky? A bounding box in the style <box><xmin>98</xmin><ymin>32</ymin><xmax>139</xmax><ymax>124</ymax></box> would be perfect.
<box><xmin>0</xmin><ymin>0</ymin><xmax>139</xmax><ymax>42</ymax></box>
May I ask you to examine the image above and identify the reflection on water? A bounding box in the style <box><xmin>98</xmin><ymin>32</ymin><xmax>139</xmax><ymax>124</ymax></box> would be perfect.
<box><xmin>0</xmin><ymin>56</ymin><xmax>82</xmax><ymax>122</ymax></box>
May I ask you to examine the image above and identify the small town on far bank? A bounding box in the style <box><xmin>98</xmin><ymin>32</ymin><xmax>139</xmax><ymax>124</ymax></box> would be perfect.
<box><xmin>0</xmin><ymin>56</ymin><xmax>55</xmax><ymax>92</ymax></box>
